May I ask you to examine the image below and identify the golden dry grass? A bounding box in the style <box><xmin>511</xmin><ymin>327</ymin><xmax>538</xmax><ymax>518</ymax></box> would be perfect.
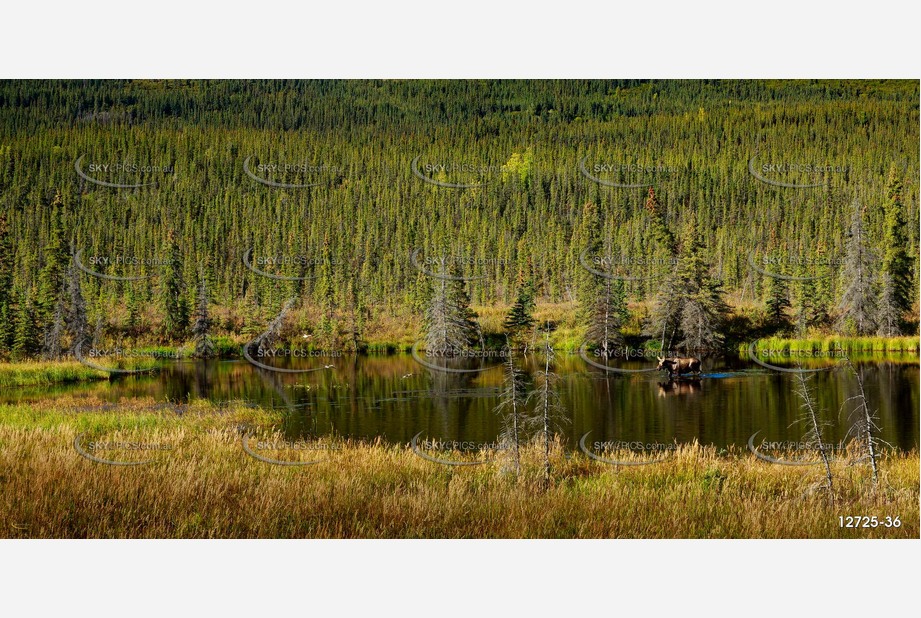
<box><xmin>0</xmin><ymin>399</ymin><xmax>917</xmax><ymax>539</ymax></box>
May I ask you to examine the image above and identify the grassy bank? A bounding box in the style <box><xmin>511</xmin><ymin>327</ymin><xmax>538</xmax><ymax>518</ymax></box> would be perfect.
<box><xmin>0</xmin><ymin>361</ymin><xmax>109</xmax><ymax>388</ymax></box>
<box><xmin>745</xmin><ymin>335</ymin><xmax>919</xmax><ymax>356</ymax></box>
<box><xmin>0</xmin><ymin>399</ymin><xmax>916</xmax><ymax>539</ymax></box>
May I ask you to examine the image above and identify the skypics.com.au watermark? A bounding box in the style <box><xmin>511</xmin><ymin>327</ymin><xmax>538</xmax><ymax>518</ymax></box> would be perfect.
<box><xmin>74</xmin><ymin>342</ymin><xmax>175</xmax><ymax>375</ymax></box>
<box><xmin>251</xmin><ymin>347</ymin><xmax>343</xmax><ymax>359</ymax></box>
<box><xmin>411</xmin><ymin>155</ymin><xmax>501</xmax><ymax>188</ymax></box>
<box><xmin>577</xmin><ymin>343</ymin><xmax>661</xmax><ymax>374</ymax></box>
<box><xmin>410</xmin><ymin>432</ymin><xmax>510</xmax><ymax>466</ymax></box>
<box><xmin>748</xmin><ymin>147</ymin><xmax>849</xmax><ymax>189</ymax></box>
<box><xmin>747</xmin><ymin>342</ymin><xmax>846</xmax><ymax>374</ymax></box>
<box><xmin>590</xmin><ymin>440</ymin><xmax>678</xmax><ymax>453</ymax></box>
<box><xmin>75</xmin><ymin>154</ymin><xmax>175</xmax><ymax>189</ymax></box>
<box><xmin>578</xmin><ymin>432</ymin><xmax>675</xmax><ymax>466</ymax></box>
<box><xmin>73</xmin><ymin>432</ymin><xmax>174</xmax><ymax>466</ymax></box>
<box><xmin>747</xmin><ymin>430</ymin><xmax>846</xmax><ymax>466</ymax></box>
<box><xmin>243</xmin><ymin>344</ymin><xmax>340</xmax><ymax>374</ymax></box>
<box><xmin>243</xmin><ymin>156</ymin><xmax>342</xmax><ymax>188</ymax></box>
<box><xmin>240</xmin><ymin>430</ymin><xmax>341</xmax><ymax>466</ymax></box>
<box><xmin>410</xmin><ymin>341</ymin><xmax>508</xmax><ymax>375</ymax></box>
<box><xmin>409</xmin><ymin>249</ymin><xmax>509</xmax><ymax>281</ymax></box>
<box><xmin>73</xmin><ymin>248</ymin><xmax>172</xmax><ymax>281</ymax></box>
<box><xmin>747</xmin><ymin>250</ymin><xmax>845</xmax><ymax>281</ymax></box>
<box><xmin>243</xmin><ymin>248</ymin><xmax>339</xmax><ymax>281</ymax></box>
<box><xmin>579</xmin><ymin>156</ymin><xmax>679</xmax><ymax>188</ymax></box>
<box><xmin>422</xmin><ymin>345</ymin><xmax>509</xmax><ymax>359</ymax></box>
<box><xmin>578</xmin><ymin>250</ymin><xmax>676</xmax><ymax>281</ymax></box>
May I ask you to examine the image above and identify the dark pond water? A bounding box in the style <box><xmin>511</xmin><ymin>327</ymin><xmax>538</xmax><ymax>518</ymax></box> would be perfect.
<box><xmin>4</xmin><ymin>353</ymin><xmax>918</xmax><ymax>452</ymax></box>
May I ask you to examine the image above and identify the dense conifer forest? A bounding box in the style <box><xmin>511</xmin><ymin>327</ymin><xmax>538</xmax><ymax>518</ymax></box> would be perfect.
<box><xmin>0</xmin><ymin>79</ymin><xmax>917</xmax><ymax>357</ymax></box>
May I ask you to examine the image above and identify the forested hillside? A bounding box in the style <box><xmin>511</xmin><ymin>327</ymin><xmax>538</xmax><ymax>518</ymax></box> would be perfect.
<box><xmin>0</xmin><ymin>80</ymin><xmax>917</xmax><ymax>356</ymax></box>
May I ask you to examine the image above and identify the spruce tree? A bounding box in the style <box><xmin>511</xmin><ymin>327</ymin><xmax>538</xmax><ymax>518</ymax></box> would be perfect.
<box><xmin>0</xmin><ymin>211</ymin><xmax>12</xmax><ymax>310</ymax></box>
<box><xmin>315</xmin><ymin>233</ymin><xmax>336</xmax><ymax>348</ymax></box>
<box><xmin>36</xmin><ymin>192</ymin><xmax>69</xmax><ymax>329</ymax></box>
<box><xmin>576</xmin><ymin>201</ymin><xmax>603</xmax><ymax>324</ymax></box>
<box><xmin>161</xmin><ymin>229</ymin><xmax>189</xmax><ymax>341</ymax></box>
<box><xmin>878</xmin><ymin>165</ymin><xmax>912</xmax><ymax>335</ymax></box>
<box><xmin>795</xmin><ymin>273</ymin><xmax>823</xmax><ymax>337</ymax></box>
<box><xmin>674</xmin><ymin>219</ymin><xmax>730</xmax><ymax>352</ymax></box>
<box><xmin>585</xmin><ymin>277</ymin><xmax>627</xmax><ymax>358</ymax></box>
<box><xmin>12</xmin><ymin>288</ymin><xmax>38</xmax><ymax>359</ymax></box>
<box><xmin>0</xmin><ymin>211</ymin><xmax>12</xmax><ymax>354</ymax></box>
<box><xmin>644</xmin><ymin>187</ymin><xmax>677</xmax><ymax>255</ymax></box>
<box><xmin>42</xmin><ymin>282</ymin><xmax>66</xmax><ymax>360</ymax></box>
<box><xmin>191</xmin><ymin>271</ymin><xmax>215</xmax><ymax>358</ymax></box>
<box><xmin>642</xmin><ymin>188</ymin><xmax>684</xmax><ymax>350</ymax></box>
<box><xmin>503</xmin><ymin>270</ymin><xmax>536</xmax><ymax>346</ymax></box>
<box><xmin>764</xmin><ymin>272</ymin><xmax>792</xmax><ymax>335</ymax></box>
<box><xmin>0</xmin><ymin>301</ymin><xmax>12</xmax><ymax>358</ymax></box>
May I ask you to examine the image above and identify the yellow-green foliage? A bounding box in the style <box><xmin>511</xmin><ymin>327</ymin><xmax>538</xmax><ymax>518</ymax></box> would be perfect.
<box><xmin>0</xmin><ymin>361</ymin><xmax>108</xmax><ymax>387</ymax></box>
<box><xmin>745</xmin><ymin>336</ymin><xmax>919</xmax><ymax>357</ymax></box>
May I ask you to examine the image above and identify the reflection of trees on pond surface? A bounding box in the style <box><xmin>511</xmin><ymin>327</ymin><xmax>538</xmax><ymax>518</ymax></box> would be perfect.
<box><xmin>1</xmin><ymin>355</ymin><xmax>916</xmax><ymax>452</ymax></box>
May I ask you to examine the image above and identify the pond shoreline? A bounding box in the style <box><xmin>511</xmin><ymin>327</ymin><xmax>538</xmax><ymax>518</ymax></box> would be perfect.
<box><xmin>2</xmin><ymin>335</ymin><xmax>917</xmax><ymax>387</ymax></box>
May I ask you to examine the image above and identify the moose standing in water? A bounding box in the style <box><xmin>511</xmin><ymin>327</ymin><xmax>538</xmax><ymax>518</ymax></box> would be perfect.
<box><xmin>656</xmin><ymin>356</ymin><xmax>702</xmax><ymax>379</ymax></box>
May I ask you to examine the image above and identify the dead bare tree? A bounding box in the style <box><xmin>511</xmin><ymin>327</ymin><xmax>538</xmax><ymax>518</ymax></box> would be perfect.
<box><xmin>527</xmin><ymin>324</ymin><xmax>567</xmax><ymax>490</ymax></box>
<box><xmin>794</xmin><ymin>371</ymin><xmax>834</xmax><ymax>501</ymax></box>
<box><xmin>495</xmin><ymin>337</ymin><xmax>528</xmax><ymax>477</ymax></box>
<box><xmin>842</xmin><ymin>357</ymin><xmax>883</xmax><ymax>487</ymax></box>
<box><xmin>254</xmin><ymin>298</ymin><xmax>296</xmax><ymax>351</ymax></box>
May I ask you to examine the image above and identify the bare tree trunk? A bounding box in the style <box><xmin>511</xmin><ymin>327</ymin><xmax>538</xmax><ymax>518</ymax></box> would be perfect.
<box><xmin>541</xmin><ymin>330</ymin><xmax>552</xmax><ymax>488</ymax></box>
<box><xmin>853</xmin><ymin>363</ymin><xmax>879</xmax><ymax>486</ymax></box>
<box><xmin>795</xmin><ymin>372</ymin><xmax>834</xmax><ymax>501</ymax></box>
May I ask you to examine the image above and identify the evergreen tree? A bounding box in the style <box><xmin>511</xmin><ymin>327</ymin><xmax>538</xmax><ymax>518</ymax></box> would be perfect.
<box><xmin>503</xmin><ymin>270</ymin><xmax>536</xmax><ymax>346</ymax></box>
<box><xmin>36</xmin><ymin>192</ymin><xmax>69</xmax><ymax>329</ymax></box>
<box><xmin>160</xmin><ymin>229</ymin><xmax>189</xmax><ymax>341</ymax></box>
<box><xmin>642</xmin><ymin>189</ymin><xmax>684</xmax><ymax>350</ymax></box>
<box><xmin>576</xmin><ymin>201</ymin><xmax>603</xmax><ymax>324</ymax></box>
<box><xmin>675</xmin><ymin>220</ymin><xmax>730</xmax><ymax>352</ymax></box>
<box><xmin>0</xmin><ymin>301</ymin><xmax>12</xmax><ymax>358</ymax></box>
<box><xmin>795</xmin><ymin>274</ymin><xmax>824</xmax><ymax>337</ymax></box>
<box><xmin>315</xmin><ymin>233</ymin><xmax>336</xmax><ymax>348</ymax></box>
<box><xmin>645</xmin><ymin>267</ymin><xmax>682</xmax><ymax>351</ymax></box>
<box><xmin>0</xmin><ymin>211</ymin><xmax>12</xmax><ymax>310</ymax></box>
<box><xmin>644</xmin><ymin>187</ymin><xmax>677</xmax><ymax>255</ymax></box>
<box><xmin>191</xmin><ymin>271</ymin><xmax>215</xmax><ymax>358</ymax></box>
<box><xmin>878</xmin><ymin>166</ymin><xmax>912</xmax><ymax>335</ymax></box>
<box><xmin>12</xmin><ymin>288</ymin><xmax>38</xmax><ymax>359</ymax></box>
<box><xmin>762</xmin><ymin>239</ymin><xmax>792</xmax><ymax>335</ymax></box>
<box><xmin>876</xmin><ymin>272</ymin><xmax>900</xmax><ymax>338</ymax></box>
<box><xmin>0</xmin><ymin>212</ymin><xmax>13</xmax><ymax>354</ymax></box>
<box><xmin>764</xmin><ymin>272</ymin><xmax>792</xmax><ymax>335</ymax></box>
<box><xmin>241</xmin><ymin>286</ymin><xmax>264</xmax><ymax>338</ymax></box>
<box><xmin>125</xmin><ymin>287</ymin><xmax>140</xmax><ymax>337</ymax></box>
<box><xmin>447</xmin><ymin>266</ymin><xmax>482</xmax><ymax>350</ymax></box>
<box><xmin>645</xmin><ymin>217</ymin><xmax>728</xmax><ymax>352</ymax></box>
<box><xmin>585</xmin><ymin>277</ymin><xmax>627</xmax><ymax>358</ymax></box>
<box><xmin>42</xmin><ymin>281</ymin><xmax>66</xmax><ymax>360</ymax></box>
<box><xmin>344</xmin><ymin>258</ymin><xmax>367</xmax><ymax>353</ymax></box>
